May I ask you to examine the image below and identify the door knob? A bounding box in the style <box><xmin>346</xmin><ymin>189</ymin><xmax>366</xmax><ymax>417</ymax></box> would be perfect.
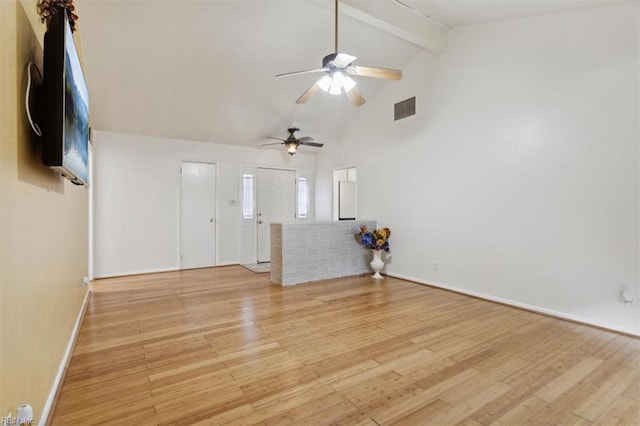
<box><xmin>210</xmin><ymin>218</ymin><xmax>215</xmax><ymax>223</ymax></box>
<box><xmin>258</xmin><ymin>219</ymin><xmax>263</xmax><ymax>224</ymax></box>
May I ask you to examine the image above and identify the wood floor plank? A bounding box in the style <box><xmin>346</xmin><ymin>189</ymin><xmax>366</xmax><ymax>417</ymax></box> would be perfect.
<box><xmin>152</xmin><ymin>383</ymin><xmax>247</xmax><ymax>425</ymax></box>
<box><xmin>429</xmin><ymin>381</ymin><xmax>513</xmax><ymax>424</ymax></box>
<box><xmin>386</xmin><ymin>399</ymin><xmax>449</xmax><ymax>426</ymax></box>
<box><xmin>593</xmin><ymin>395</ymin><xmax>640</xmax><ymax>426</ymax></box>
<box><xmin>573</xmin><ymin>366</ymin><xmax>639</xmax><ymax>421</ymax></box>
<box><xmin>622</xmin><ymin>374</ymin><xmax>640</xmax><ymax>402</ymax></box>
<box><xmin>49</xmin><ymin>266</ymin><xmax>640</xmax><ymax>425</ymax></box>
<box><xmin>340</xmin><ymin>370</ymin><xmax>422</xmax><ymax>412</ymax></box>
<box><xmin>371</xmin><ymin>369</ymin><xmax>477</xmax><ymax>424</ymax></box>
<box><xmin>438</xmin><ymin>358</ymin><xmax>527</xmax><ymax>405</ymax></box>
<box><xmin>261</xmin><ymin>392</ymin><xmax>352</xmax><ymax>425</ymax></box>
<box><xmin>471</xmin><ymin>366</ymin><xmax>559</xmax><ymax>424</ymax></box>
<box><xmin>535</xmin><ymin>356</ymin><xmax>603</xmax><ymax>402</ymax></box>
<box><xmin>490</xmin><ymin>395</ymin><xmax>549</xmax><ymax>425</ymax></box>
<box><xmin>187</xmin><ymin>403</ymin><xmax>255</xmax><ymax>426</ymax></box>
<box><xmin>235</xmin><ymin>385</ymin><xmax>338</xmax><ymax>425</ymax></box>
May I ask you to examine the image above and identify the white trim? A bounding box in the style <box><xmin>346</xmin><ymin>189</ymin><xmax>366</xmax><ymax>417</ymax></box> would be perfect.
<box><xmin>340</xmin><ymin>1</ymin><xmax>448</xmax><ymax>52</ymax></box>
<box><xmin>88</xmin><ymin>144</ymin><xmax>94</xmax><ymax>281</ymax></box>
<box><xmin>315</xmin><ymin>0</ymin><xmax>449</xmax><ymax>52</ymax></box>
<box><xmin>216</xmin><ymin>262</ymin><xmax>239</xmax><ymax>267</ymax></box>
<box><xmin>333</xmin><ymin>166</ymin><xmax>357</xmax><ymax>221</ymax></box>
<box><xmin>41</xmin><ymin>289</ymin><xmax>91</xmax><ymax>425</ymax></box>
<box><xmin>94</xmin><ymin>266</ymin><xmax>179</xmax><ymax>279</ymax></box>
<box><xmin>386</xmin><ymin>272</ymin><xmax>640</xmax><ymax>337</ymax></box>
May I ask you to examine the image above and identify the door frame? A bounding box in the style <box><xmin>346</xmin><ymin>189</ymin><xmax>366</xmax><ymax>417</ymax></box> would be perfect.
<box><xmin>238</xmin><ymin>164</ymin><xmax>313</xmax><ymax>265</ymax></box>
<box><xmin>178</xmin><ymin>160</ymin><xmax>218</xmax><ymax>269</ymax></box>
<box><xmin>333</xmin><ymin>166</ymin><xmax>357</xmax><ymax>221</ymax></box>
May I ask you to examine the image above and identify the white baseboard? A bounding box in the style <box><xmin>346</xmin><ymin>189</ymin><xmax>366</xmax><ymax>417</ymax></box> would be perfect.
<box><xmin>386</xmin><ymin>272</ymin><xmax>640</xmax><ymax>337</ymax></box>
<box><xmin>94</xmin><ymin>264</ymin><xmax>242</xmax><ymax>280</ymax></box>
<box><xmin>40</xmin><ymin>288</ymin><xmax>91</xmax><ymax>425</ymax></box>
<box><xmin>94</xmin><ymin>266</ymin><xmax>179</xmax><ymax>279</ymax></box>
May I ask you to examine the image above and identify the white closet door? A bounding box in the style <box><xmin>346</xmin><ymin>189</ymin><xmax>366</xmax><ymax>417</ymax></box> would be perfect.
<box><xmin>181</xmin><ymin>161</ymin><xmax>216</xmax><ymax>269</ymax></box>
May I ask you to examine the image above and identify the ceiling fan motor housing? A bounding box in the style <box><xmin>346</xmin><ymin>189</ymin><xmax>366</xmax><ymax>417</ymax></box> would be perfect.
<box><xmin>322</xmin><ymin>53</ymin><xmax>338</xmax><ymax>70</ymax></box>
<box><xmin>322</xmin><ymin>52</ymin><xmax>356</xmax><ymax>71</ymax></box>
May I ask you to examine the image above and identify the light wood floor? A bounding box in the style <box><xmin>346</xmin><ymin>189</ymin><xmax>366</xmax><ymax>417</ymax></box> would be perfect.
<box><xmin>51</xmin><ymin>266</ymin><xmax>639</xmax><ymax>425</ymax></box>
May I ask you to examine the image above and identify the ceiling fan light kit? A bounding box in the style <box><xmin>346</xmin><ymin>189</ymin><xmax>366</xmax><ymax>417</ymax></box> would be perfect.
<box><xmin>317</xmin><ymin>71</ymin><xmax>356</xmax><ymax>95</ymax></box>
<box><xmin>285</xmin><ymin>141</ymin><xmax>298</xmax><ymax>155</ymax></box>
<box><xmin>277</xmin><ymin>0</ymin><xmax>402</xmax><ymax>107</ymax></box>
<box><xmin>263</xmin><ymin>127</ymin><xmax>324</xmax><ymax>156</ymax></box>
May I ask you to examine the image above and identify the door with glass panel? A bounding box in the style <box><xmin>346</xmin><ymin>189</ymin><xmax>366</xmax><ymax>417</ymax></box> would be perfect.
<box><xmin>256</xmin><ymin>168</ymin><xmax>296</xmax><ymax>263</ymax></box>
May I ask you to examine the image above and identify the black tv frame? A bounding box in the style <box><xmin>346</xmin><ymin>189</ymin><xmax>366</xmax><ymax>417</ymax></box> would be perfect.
<box><xmin>42</xmin><ymin>6</ymin><xmax>90</xmax><ymax>186</ymax></box>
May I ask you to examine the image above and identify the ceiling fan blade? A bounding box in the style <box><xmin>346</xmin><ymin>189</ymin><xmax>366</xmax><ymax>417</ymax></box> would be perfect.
<box><xmin>265</xmin><ymin>136</ymin><xmax>286</xmax><ymax>142</ymax></box>
<box><xmin>261</xmin><ymin>142</ymin><xmax>285</xmax><ymax>146</ymax></box>
<box><xmin>297</xmin><ymin>136</ymin><xmax>315</xmax><ymax>143</ymax></box>
<box><xmin>346</xmin><ymin>86</ymin><xmax>366</xmax><ymax>107</ymax></box>
<box><xmin>299</xmin><ymin>141</ymin><xmax>324</xmax><ymax>148</ymax></box>
<box><xmin>332</xmin><ymin>53</ymin><xmax>357</xmax><ymax>68</ymax></box>
<box><xmin>296</xmin><ymin>81</ymin><xmax>321</xmax><ymax>104</ymax></box>
<box><xmin>348</xmin><ymin>66</ymin><xmax>402</xmax><ymax>80</ymax></box>
<box><xmin>276</xmin><ymin>68</ymin><xmax>326</xmax><ymax>78</ymax></box>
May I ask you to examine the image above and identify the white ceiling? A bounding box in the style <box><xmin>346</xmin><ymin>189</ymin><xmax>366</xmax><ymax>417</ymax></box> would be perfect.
<box><xmin>76</xmin><ymin>0</ymin><xmax>631</xmax><ymax>151</ymax></box>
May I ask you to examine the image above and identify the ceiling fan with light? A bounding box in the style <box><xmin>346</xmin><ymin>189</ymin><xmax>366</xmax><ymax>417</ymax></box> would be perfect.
<box><xmin>262</xmin><ymin>127</ymin><xmax>324</xmax><ymax>156</ymax></box>
<box><xmin>277</xmin><ymin>0</ymin><xmax>403</xmax><ymax>107</ymax></box>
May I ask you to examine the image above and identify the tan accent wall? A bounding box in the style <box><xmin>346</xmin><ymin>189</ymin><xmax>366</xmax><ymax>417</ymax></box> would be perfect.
<box><xmin>1</xmin><ymin>0</ymin><xmax>88</xmax><ymax>422</ymax></box>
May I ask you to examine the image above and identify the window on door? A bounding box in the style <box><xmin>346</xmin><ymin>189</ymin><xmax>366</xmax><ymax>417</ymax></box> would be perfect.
<box><xmin>297</xmin><ymin>177</ymin><xmax>309</xmax><ymax>219</ymax></box>
<box><xmin>242</xmin><ymin>174</ymin><xmax>254</xmax><ymax>219</ymax></box>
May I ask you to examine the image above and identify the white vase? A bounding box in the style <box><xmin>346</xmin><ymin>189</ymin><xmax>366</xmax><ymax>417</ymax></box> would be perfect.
<box><xmin>370</xmin><ymin>249</ymin><xmax>384</xmax><ymax>279</ymax></box>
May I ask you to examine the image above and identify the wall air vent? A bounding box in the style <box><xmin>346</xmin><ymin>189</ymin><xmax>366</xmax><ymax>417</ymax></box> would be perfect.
<box><xmin>394</xmin><ymin>96</ymin><xmax>416</xmax><ymax>121</ymax></box>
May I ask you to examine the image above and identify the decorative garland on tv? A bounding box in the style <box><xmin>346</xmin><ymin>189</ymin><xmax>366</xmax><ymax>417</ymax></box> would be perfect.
<box><xmin>37</xmin><ymin>0</ymin><xmax>78</xmax><ymax>32</ymax></box>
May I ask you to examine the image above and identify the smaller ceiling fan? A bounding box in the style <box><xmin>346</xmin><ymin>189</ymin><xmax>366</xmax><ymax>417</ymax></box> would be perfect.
<box><xmin>263</xmin><ymin>127</ymin><xmax>324</xmax><ymax>156</ymax></box>
<box><xmin>276</xmin><ymin>0</ymin><xmax>402</xmax><ymax>107</ymax></box>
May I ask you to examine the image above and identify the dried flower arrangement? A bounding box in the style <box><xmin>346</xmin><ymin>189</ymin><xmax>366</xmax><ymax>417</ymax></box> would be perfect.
<box><xmin>37</xmin><ymin>0</ymin><xmax>78</xmax><ymax>32</ymax></box>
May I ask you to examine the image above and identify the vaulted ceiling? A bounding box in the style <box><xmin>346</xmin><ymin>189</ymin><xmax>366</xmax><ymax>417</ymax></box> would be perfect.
<box><xmin>76</xmin><ymin>0</ymin><xmax>626</xmax><ymax>152</ymax></box>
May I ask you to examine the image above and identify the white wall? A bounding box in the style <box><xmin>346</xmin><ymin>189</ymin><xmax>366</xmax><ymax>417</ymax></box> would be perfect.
<box><xmin>316</xmin><ymin>4</ymin><xmax>639</xmax><ymax>334</ymax></box>
<box><xmin>93</xmin><ymin>130</ymin><xmax>315</xmax><ymax>278</ymax></box>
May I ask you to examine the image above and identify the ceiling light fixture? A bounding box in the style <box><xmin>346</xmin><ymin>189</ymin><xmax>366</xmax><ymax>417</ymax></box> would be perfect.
<box><xmin>285</xmin><ymin>141</ymin><xmax>298</xmax><ymax>155</ymax></box>
<box><xmin>317</xmin><ymin>71</ymin><xmax>356</xmax><ymax>95</ymax></box>
<box><xmin>276</xmin><ymin>0</ymin><xmax>402</xmax><ymax>107</ymax></box>
<box><xmin>262</xmin><ymin>127</ymin><xmax>324</xmax><ymax>156</ymax></box>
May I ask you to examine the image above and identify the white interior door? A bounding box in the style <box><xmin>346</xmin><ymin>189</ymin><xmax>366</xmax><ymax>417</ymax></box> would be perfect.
<box><xmin>181</xmin><ymin>161</ymin><xmax>216</xmax><ymax>269</ymax></box>
<box><xmin>257</xmin><ymin>168</ymin><xmax>296</xmax><ymax>263</ymax></box>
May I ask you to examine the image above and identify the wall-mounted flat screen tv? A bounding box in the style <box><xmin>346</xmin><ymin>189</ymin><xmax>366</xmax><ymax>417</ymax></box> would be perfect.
<box><xmin>42</xmin><ymin>7</ymin><xmax>90</xmax><ymax>186</ymax></box>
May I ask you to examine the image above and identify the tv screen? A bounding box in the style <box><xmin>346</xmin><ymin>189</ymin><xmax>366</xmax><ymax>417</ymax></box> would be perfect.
<box><xmin>43</xmin><ymin>7</ymin><xmax>90</xmax><ymax>186</ymax></box>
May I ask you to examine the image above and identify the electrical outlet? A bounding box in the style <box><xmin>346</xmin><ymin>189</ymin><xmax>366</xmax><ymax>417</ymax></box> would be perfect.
<box><xmin>434</xmin><ymin>262</ymin><xmax>440</xmax><ymax>271</ymax></box>
<box><xmin>80</xmin><ymin>276</ymin><xmax>90</xmax><ymax>288</ymax></box>
<box><xmin>620</xmin><ymin>290</ymin><xmax>638</xmax><ymax>308</ymax></box>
